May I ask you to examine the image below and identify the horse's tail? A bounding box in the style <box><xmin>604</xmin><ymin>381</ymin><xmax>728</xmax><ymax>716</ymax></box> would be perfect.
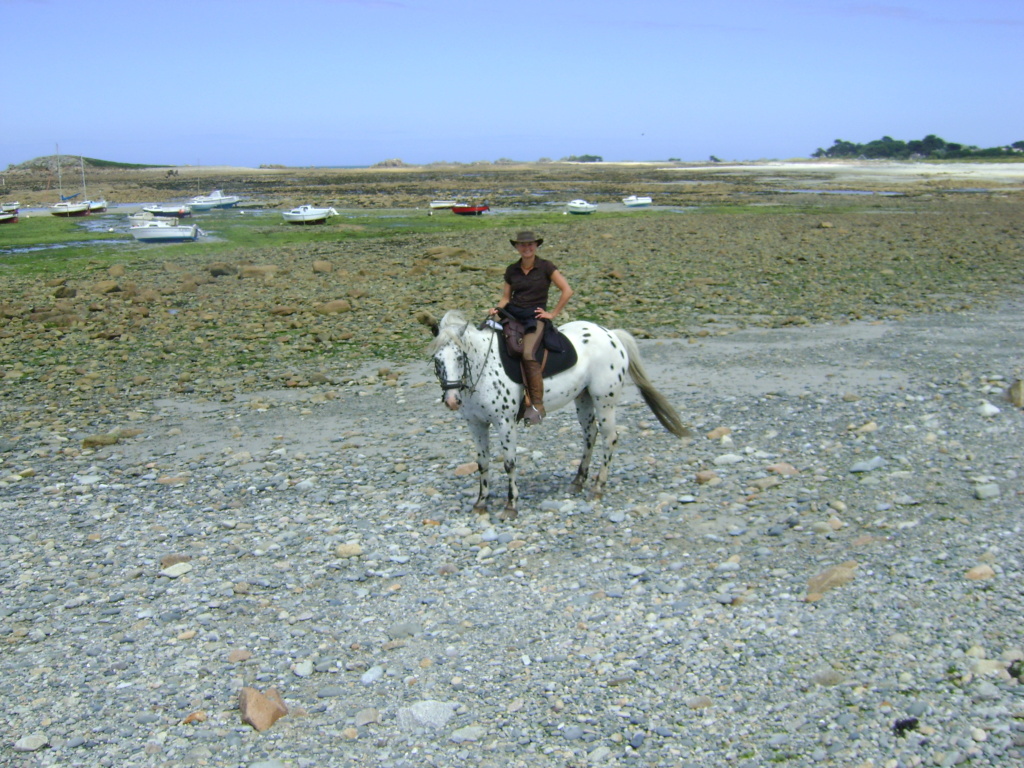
<box><xmin>613</xmin><ymin>330</ymin><xmax>690</xmax><ymax>438</ymax></box>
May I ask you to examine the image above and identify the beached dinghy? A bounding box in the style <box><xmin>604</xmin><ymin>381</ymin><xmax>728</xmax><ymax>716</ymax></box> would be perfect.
<box><xmin>567</xmin><ymin>199</ymin><xmax>597</xmax><ymax>214</ymax></box>
<box><xmin>451</xmin><ymin>205</ymin><xmax>489</xmax><ymax>216</ymax></box>
<box><xmin>143</xmin><ymin>204</ymin><xmax>192</xmax><ymax>218</ymax></box>
<box><xmin>189</xmin><ymin>190</ymin><xmax>241</xmax><ymax>210</ymax></box>
<box><xmin>622</xmin><ymin>195</ymin><xmax>653</xmax><ymax>207</ymax></box>
<box><xmin>130</xmin><ymin>220</ymin><xmax>200</xmax><ymax>242</ymax></box>
<box><xmin>282</xmin><ymin>204</ymin><xmax>338</xmax><ymax>224</ymax></box>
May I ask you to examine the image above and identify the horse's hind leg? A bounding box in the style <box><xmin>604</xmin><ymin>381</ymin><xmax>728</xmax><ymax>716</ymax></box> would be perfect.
<box><xmin>588</xmin><ymin>397</ymin><xmax>619</xmax><ymax>500</ymax></box>
<box><xmin>571</xmin><ymin>390</ymin><xmax>598</xmax><ymax>494</ymax></box>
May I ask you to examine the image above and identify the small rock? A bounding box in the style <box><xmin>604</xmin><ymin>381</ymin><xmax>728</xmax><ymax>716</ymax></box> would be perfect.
<box><xmin>355</xmin><ymin>707</ymin><xmax>381</xmax><ymax>726</ymax></box>
<box><xmin>965</xmin><ymin>564</ymin><xmax>996</xmax><ymax>581</ymax></box>
<box><xmin>1008</xmin><ymin>379</ymin><xmax>1024</xmax><ymax>408</ymax></box>
<box><xmin>977</xmin><ymin>400</ymin><xmax>1001</xmax><ymax>417</ymax></box>
<box><xmin>396</xmin><ymin>700</ymin><xmax>457</xmax><ymax>731</ymax></box>
<box><xmin>238</xmin><ymin>687</ymin><xmax>287</xmax><ymax>732</ymax></box>
<box><xmin>335</xmin><ymin>542</ymin><xmax>364</xmax><ymax>558</ymax></box>
<box><xmin>850</xmin><ymin>457</ymin><xmax>886</xmax><ymax>473</ymax></box>
<box><xmin>806</xmin><ymin>561</ymin><xmax>858</xmax><ymax>601</ymax></box>
<box><xmin>13</xmin><ymin>733</ymin><xmax>49</xmax><ymax>752</ymax></box>
<box><xmin>160</xmin><ymin>562</ymin><xmax>193</xmax><ymax>578</ymax></box>
<box><xmin>974</xmin><ymin>483</ymin><xmax>1001</xmax><ymax>500</ymax></box>
<box><xmin>450</xmin><ymin>725</ymin><xmax>486</xmax><ymax>743</ymax></box>
<box><xmin>361</xmin><ymin>665</ymin><xmax>385</xmax><ymax>685</ymax></box>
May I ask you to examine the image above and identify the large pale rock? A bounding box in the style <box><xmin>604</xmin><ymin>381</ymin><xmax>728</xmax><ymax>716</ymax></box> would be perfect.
<box><xmin>13</xmin><ymin>733</ymin><xmax>49</xmax><ymax>752</ymax></box>
<box><xmin>240</xmin><ymin>265</ymin><xmax>278</xmax><ymax>279</ymax></box>
<box><xmin>806</xmin><ymin>561</ymin><xmax>858</xmax><ymax>601</ymax></box>
<box><xmin>316</xmin><ymin>299</ymin><xmax>352</xmax><ymax>314</ymax></box>
<box><xmin>396</xmin><ymin>700</ymin><xmax>457</xmax><ymax>731</ymax></box>
<box><xmin>335</xmin><ymin>542</ymin><xmax>363</xmax><ymax>558</ymax></box>
<box><xmin>965</xmin><ymin>564</ymin><xmax>996</xmax><ymax>580</ymax></box>
<box><xmin>239</xmin><ymin>687</ymin><xmax>288</xmax><ymax>731</ymax></box>
<box><xmin>1009</xmin><ymin>380</ymin><xmax>1024</xmax><ymax>408</ymax></box>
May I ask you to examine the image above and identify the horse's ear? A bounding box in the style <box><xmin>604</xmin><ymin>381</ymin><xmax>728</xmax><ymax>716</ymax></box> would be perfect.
<box><xmin>415</xmin><ymin>310</ymin><xmax>440</xmax><ymax>336</ymax></box>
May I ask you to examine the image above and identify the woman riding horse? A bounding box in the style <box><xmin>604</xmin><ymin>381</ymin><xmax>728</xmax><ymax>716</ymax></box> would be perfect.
<box><xmin>489</xmin><ymin>230</ymin><xmax>574</xmax><ymax>425</ymax></box>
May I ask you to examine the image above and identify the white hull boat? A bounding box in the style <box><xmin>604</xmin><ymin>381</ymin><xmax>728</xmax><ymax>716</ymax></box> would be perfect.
<box><xmin>1</xmin><ymin>201</ymin><xmax>20</xmax><ymax>213</ymax></box>
<box><xmin>566</xmin><ymin>199</ymin><xmax>597</xmax><ymax>214</ymax></box>
<box><xmin>143</xmin><ymin>204</ymin><xmax>192</xmax><ymax>218</ymax></box>
<box><xmin>190</xmin><ymin>189</ymin><xmax>241</xmax><ymax>210</ymax></box>
<box><xmin>88</xmin><ymin>199</ymin><xmax>108</xmax><ymax>213</ymax></box>
<box><xmin>130</xmin><ymin>220</ymin><xmax>200</xmax><ymax>242</ymax></box>
<box><xmin>429</xmin><ymin>199</ymin><xmax>458</xmax><ymax>209</ymax></box>
<box><xmin>622</xmin><ymin>195</ymin><xmax>653</xmax><ymax>207</ymax></box>
<box><xmin>51</xmin><ymin>200</ymin><xmax>91</xmax><ymax>217</ymax></box>
<box><xmin>128</xmin><ymin>211</ymin><xmax>176</xmax><ymax>226</ymax></box>
<box><xmin>282</xmin><ymin>204</ymin><xmax>338</xmax><ymax>224</ymax></box>
<box><xmin>50</xmin><ymin>146</ymin><xmax>91</xmax><ymax>216</ymax></box>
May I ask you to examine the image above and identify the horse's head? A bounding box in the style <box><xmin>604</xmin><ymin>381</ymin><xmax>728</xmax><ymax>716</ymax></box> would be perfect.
<box><xmin>424</xmin><ymin>310</ymin><xmax>470</xmax><ymax>411</ymax></box>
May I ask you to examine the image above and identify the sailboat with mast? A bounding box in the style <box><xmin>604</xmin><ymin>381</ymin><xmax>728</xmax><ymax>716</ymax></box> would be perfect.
<box><xmin>82</xmin><ymin>158</ymin><xmax>107</xmax><ymax>213</ymax></box>
<box><xmin>50</xmin><ymin>145</ymin><xmax>91</xmax><ymax>217</ymax></box>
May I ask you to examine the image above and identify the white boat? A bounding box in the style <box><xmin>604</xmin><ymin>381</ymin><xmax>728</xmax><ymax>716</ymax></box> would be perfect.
<box><xmin>88</xmin><ymin>199</ymin><xmax>108</xmax><ymax>213</ymax></box>
<box><xmin>622</xmin><ymin>195</ymin><xmax>653</xmax><ymax>207</ymax></box>
<box><xmin>50</xmin><ymin>147</ymin><xmax>92</xmax><ymax>217</ymax></box>
<box><xmin>429</xmin><ymin>199</ymin><xmax>458</xmax><ymax>209</ymax></box>
<box><xmin>143</xmin><ymin>204</ymin><xmax>192</xmax><ymax>218</ymax></box>
<box><xmin>189</xmin><ymin>189</ymin><xmax>241</xmax><ymax>210</ymax></box>
<box><xmin>128</xmin><ymin>211</ymin><xmax>176</xmax><ymax>226</ymax></box>
<box><xmin>566</xmin><ymin>199</ymin><xmax>597</xmax><ymax>214</ymax></box>
<box><xmin>130</xmin><ymin>220</ymin><xmax>200</xmax><ymax>242</ymax></box>
<box><xmin>1</xmin><ymin>201</ymin><xmax>20</xmax><ymax>213</ymax></box>
<box><xmin>0</xmin><ymin>211</ymin><xmax>19</xmax><ymax>224</ymax></box>
<box><xmin>282</xmin><ymin>204</ymin><xmax>338</xmax><ymax>224</ymax></box>
<box><xmin>51</xmin><ymin>200</ymin><xmax>91</xmax><ymax>217</ymax></box>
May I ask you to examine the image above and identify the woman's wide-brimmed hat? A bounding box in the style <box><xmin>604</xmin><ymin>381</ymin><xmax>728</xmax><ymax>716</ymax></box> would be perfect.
<box><xmin>510</xmin><ymin>230</ymin><xmax>543</xmax><ymax>246</ymax></box>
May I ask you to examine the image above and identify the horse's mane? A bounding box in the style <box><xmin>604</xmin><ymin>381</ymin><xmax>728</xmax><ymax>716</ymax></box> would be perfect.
<box><xmin>425</xmin><ymin>309</ymin><xmax>470</xmax><ymax>356</ymax></box>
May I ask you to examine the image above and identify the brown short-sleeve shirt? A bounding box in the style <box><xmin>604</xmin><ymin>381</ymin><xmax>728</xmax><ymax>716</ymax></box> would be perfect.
<box><xmin>504</xmin><ymin>258</ymin><xmax>558</xmax><ymax>309</ymax></box>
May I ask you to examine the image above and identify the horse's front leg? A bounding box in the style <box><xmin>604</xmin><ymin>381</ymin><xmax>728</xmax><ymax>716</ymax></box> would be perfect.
<box><xmin>495</xmin><ymin>411</ymin><xmax>519</xmax><ymax>520</ymax></box>
<box><xmin>466</xmin><ymin>419</ymin><xmax>491</xmax><ymax>513</ymax></box>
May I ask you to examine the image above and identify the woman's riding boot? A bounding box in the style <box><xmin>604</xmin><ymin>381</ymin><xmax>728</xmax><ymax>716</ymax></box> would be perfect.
<box><xmin>522</xmin><ymin>360</ymin><xmax>545</xmax><ymax>425</ymax></box>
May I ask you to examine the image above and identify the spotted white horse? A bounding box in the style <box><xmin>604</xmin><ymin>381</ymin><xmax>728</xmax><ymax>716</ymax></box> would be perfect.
<box><xmin>424</xmin><ymin>310</ymin><xmax>689</xmax><ymax>518</ymax></box>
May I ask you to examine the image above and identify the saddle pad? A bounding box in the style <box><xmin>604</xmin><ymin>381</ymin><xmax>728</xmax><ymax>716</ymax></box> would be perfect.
<box><xmin>497</xmin><ymin>327</ymin><xmax>578</xmax><ymax>383</ymax></box>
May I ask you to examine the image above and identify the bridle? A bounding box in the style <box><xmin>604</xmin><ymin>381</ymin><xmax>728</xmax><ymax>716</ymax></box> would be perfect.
<box><xmin>434</xmin><ymin>348</ymin><xmax>469</xmax><ymax>393</ymax></box>
<box><xmin>434</xmin><ymin>323</ymin><xmax>496</xmax><ymax>397</ymax></box>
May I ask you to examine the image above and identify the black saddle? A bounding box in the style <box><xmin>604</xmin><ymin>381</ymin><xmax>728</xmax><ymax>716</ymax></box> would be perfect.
<box><xmin>494</xmin><ymin>322</ymin><xmax>578</xmax><ymax>383</ymax></box>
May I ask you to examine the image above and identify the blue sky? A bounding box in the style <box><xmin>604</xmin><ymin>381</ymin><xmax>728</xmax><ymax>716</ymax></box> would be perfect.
<box><xmin>2</xmin><ymin>0</ymin><xmax>1021</xmax><ymax>168</ymax></box>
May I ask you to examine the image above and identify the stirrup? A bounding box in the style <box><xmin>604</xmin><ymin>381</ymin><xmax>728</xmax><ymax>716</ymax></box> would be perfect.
<box><xmin>523</xmin><ymin>405</ymin><xmax>544</xmax><ymax>425</ymax></box>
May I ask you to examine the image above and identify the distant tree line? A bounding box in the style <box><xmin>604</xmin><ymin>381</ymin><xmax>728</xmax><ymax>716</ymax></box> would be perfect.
<box><xmin>561</xmin><ymin>155</ymin><xmax>603</xmax><ymax>163</ymax></box>
<box><xmin>813</xmin><ymin>135</ymin><xmax>1024</xmax><ymax>160</ymax></box>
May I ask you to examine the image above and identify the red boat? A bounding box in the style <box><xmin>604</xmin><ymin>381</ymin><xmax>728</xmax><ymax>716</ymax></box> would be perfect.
<box><xmin>451</xmin><ymin>205</ymin><xmax>489</xmax><ymax>216</ymax></box>
<box><xmin>0</xmin><ymin>212</ymin><xmax>18</xmax><ymax>224</ymax></box>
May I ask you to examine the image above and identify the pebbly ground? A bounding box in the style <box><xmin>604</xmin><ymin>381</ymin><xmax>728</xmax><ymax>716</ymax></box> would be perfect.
<box><xmin>2</xmin><ymin>296</ymin><xmax>1024</xmax><ymax>767</ymax></box>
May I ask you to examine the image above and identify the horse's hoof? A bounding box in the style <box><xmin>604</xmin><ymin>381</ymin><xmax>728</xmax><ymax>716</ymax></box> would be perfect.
<box><xmin>498</xmin><ymin>506</ymin><xmax>518</xmax><ymax>521</ymax></box>
<box><xmin>569</xmin><ymin>480</ymin><xmax>584</xmax><ymax>494</ymax></box>
<box><xmin>472</xmin><ymin>503</ymin><xmax>488</xmax><ymax>514</ymax></box>
<box><xmin>522</xmin><ymin>406</ymin><xmax>544</xmax><ymax>425</ymax></box>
